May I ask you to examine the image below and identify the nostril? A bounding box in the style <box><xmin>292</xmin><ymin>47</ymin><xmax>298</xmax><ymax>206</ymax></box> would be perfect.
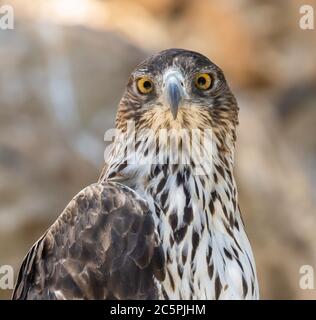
<box><xmin>180</xmin><ymin>81</ymin><xmax>184</xmax><ymax>87</ymax></box>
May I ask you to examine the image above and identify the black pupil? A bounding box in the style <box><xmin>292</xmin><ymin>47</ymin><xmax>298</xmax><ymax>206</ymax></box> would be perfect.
<box><xmin>143</xmin><ymin>81</ymin><xmax>152</xmax><ymax>90</ymax></box>
<box><xmin>198</xmin><ymin>76</ymin><xmax>207</xmax><ymax>86</ymax></box>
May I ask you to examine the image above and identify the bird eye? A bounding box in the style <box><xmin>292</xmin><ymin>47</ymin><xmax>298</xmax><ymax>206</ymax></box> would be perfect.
<box><xmin>137</xmin><ymin>77</ymin><xmax>154</xmax><ymax>94</ymax></box>
<box><xmin>195</xmin><ymin>73</ymin><xmax>213</xmax><ymax>90</ymax></box>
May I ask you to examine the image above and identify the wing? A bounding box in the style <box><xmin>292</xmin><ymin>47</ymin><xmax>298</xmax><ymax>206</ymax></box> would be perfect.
<box><xmin>12</xmin><ymin>182</ymin><xmax>165</xmax><ymax>300</ymax></box>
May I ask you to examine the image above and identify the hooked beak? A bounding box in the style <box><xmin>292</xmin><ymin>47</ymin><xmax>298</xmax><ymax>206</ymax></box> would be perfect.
<box><xmin>163</xmin><ymin>71</ymin><xmax>185</xmax><ymax>120</ymax></box>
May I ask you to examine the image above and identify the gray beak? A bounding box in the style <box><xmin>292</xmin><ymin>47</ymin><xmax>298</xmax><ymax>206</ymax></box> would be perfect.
<box><xmin>164</xmin><ymin>72</ymin><xmax>185</xmax><ymax>120</ymax></box>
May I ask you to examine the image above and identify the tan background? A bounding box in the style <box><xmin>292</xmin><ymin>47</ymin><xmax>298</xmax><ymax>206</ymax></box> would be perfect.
<box><xmin>0</xmin><ymin>0</ymin><xmax>316</xmax><ymax>299</ymax></box>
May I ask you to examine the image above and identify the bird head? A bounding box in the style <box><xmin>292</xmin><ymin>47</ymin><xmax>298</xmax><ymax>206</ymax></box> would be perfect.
<box><xmin>116</xmin><ymin>48</ymin><xmax>238</xmax><ymax>137</ymax></box>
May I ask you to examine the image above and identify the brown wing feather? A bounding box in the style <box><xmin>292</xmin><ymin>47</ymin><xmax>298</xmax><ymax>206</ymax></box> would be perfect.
<box><xmin>12</xmin><ymin>182</ymin><xmax>165</xmax><ymax>300</ymax></box>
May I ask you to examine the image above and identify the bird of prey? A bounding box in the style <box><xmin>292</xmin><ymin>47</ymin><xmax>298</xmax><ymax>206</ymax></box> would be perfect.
<box><xmin>12</xmin><ymin>49</ymin><xmax>259</xmax><ymax>300</ymax></box>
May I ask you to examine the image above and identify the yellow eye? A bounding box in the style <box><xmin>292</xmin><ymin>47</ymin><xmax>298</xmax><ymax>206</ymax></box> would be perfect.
<box><xmin>137</xmin><ymin>77</ymin><xmax>154</xmax><ymax>94</ymax></box>
<box><xmin>195</xmin><ymin>73</ymin><xmax>213</xmax><ymax>90</ymax></box>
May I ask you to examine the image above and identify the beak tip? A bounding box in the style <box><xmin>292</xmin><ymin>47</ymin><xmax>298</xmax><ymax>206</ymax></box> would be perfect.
<box><xmin>165</xmin><ymin>81</ymin><xmax>183</xmax><ymax>121</ymax></box>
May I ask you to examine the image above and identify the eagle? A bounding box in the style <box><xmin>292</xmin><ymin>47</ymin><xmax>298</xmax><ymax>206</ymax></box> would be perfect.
<box><xmin>12</xmin><ymin>49</ymin><xmax>259</xmax><ymax>300</ymax></box>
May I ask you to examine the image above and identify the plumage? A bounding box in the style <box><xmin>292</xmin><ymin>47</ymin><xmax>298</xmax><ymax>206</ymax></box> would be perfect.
<box><xmin>13</xmin><ymin>182</ymin><xmax>165</xmax><ymax>299</ymax></box>
<box><xmin>13</xmin><ymin>48</ymin><xmax>259</xmax><ymax>300</ymax></box>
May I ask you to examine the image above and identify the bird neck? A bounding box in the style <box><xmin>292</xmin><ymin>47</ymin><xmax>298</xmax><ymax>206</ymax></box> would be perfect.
<box><xmin>102</xmin><ymin>124</ymin><xmax>238</xmax><ymax>219</ymax></box>
<box><xmin>101</xmin><ymin>126</ymin><xmax>244</xmax><ymax>299</ymax></box>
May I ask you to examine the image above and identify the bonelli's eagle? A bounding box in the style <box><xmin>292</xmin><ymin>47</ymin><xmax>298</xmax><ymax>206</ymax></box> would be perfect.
<box><xmin>13</xmin><ymin>49</ymin><xmax>259</xmax><ymax>300</ymax></box>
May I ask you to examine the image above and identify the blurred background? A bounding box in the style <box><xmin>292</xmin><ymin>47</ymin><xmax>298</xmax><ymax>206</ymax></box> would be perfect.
<box><xmin>0</xmin><ymin>0</ymin><xmax>316</xmax><ymax>299</ymax></box>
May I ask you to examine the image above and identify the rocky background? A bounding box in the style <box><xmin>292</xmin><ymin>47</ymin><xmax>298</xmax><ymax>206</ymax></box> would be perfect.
<box><xmin>0</xmin><ymin>0</ymin><xmax>316</xmax><ymax>299</ymax></box>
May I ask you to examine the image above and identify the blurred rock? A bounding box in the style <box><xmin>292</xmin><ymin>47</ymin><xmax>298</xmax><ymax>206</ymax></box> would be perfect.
<box><xmin>276</xmin><ymin>80</ymin><xmax>316</xmax><ymax>202</ymax></box>
<box><xmin>236</xmin><ymin>92</ymin><xmax>316</xmax><ymax>299</ymax></box>
<box><xmin>0</xmin><ymin>21</ymin><xmax>146</xmax><ymax>299</ymax></box>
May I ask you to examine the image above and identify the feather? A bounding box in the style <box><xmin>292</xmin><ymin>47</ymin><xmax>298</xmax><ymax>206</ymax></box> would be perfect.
<box><xmin>12</xmin><ymin>182</ymin><xmax>165</xmax><ymax>300</ymax></box>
